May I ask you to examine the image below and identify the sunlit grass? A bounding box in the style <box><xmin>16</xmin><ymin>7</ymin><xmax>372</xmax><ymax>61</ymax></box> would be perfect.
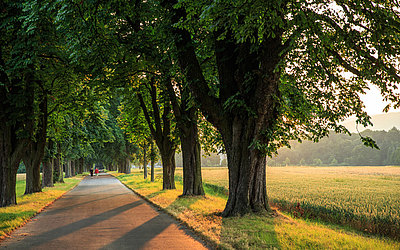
<box><xmin>183</xmin><ymin>166</ymin><xmax>400</xmax><ymax>239</ymax></box>
<box><xmin>0</xmin><ymin>175</ymin><xmax>83</xmax><ymax>239</ymax></box>
<box><xmin>113</xmin><ymin>168</ymin><xmax>400</xmax><ymax>249</ymax></box>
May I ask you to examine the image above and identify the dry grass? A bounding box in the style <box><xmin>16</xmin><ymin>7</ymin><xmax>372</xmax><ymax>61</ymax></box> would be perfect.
<box><xmin>113</xmin><ymin>168</ymin><xmax>400</xmax><ymax>249</ymax></box>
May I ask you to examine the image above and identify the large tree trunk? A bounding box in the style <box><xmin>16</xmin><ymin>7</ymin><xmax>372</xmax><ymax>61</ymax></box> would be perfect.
<box><xmin>23</xmin><ymin>144</ymin><xmax>43</xmax><ymax>194</ymax></box>
<box><xmin>0</xmin><ymin>160</ymin><xmax>18</xmax><ymax>206</ymax></box>
<box><xmin>0</xmin><ymin>123</ymin><xmax>22</xmax><ymax>206</ymax></box>
<box><xmin>42</xmin><ymin>158</ymin><xmax>53</xmax><ymax>188</ymax></box>
<box><xmin>0</xmin><ymin>122</ymin><xmax>28</xmax><ymax>206</ymax></box>
<box><xmin>180</xmin><ymin>113</ymin><xmax>204</xmax><ymax>196</ymax></box>
<box><xmin>221</xmin><ymin>116</ymin><xmax>271</xmax><ymax>216</ymax></box>
<box><xmin>65</xmin><ymin>160</ymin><xmax>71</xmax><ymax>178</ymax></box>
<box><xmin>160</xmin><ymin>146</ymin><xmax>176</xmax><ymax>190</ymax></box>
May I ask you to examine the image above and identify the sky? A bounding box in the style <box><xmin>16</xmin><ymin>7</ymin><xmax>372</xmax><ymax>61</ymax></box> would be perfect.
<box><xmin>360</xmin><ymin>84</ymin><xmax>395</xmax><ymax>115</ymax></box>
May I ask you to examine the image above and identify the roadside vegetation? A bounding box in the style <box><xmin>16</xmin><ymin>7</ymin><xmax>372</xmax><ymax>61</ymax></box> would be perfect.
<box><xmin>0</xmin><ymin>174</ymin><xmax>83</xmax><ymax>239</ymax></box>
<box><xmin>113</xmin><ymin>167</ymin><xmax>400</xmax><ymax>249</ymax></box>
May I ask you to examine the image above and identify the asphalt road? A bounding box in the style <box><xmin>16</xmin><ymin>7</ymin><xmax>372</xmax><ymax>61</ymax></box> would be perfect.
<box><xmin>0</xmin><ymin>174</ymin><xmax>208</xmax><ymax>250</ymax></box>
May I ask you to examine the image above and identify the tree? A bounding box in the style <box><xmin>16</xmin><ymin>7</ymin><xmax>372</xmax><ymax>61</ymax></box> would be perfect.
<box><xmin>162</xmin><ymin>0</ymin><xmax>400</xmax><ymax>216</ymax></box>
<box><xmin>42</xmin><ymin>139</ymin><xmax>55</xmax><ymax>187</ymax></box>
<box><xmin>122</xmin><ymin>77</ymin><xmax>178</xmax><ymax>189</ymax></box>
<box><xmin>119</xmin><ymin>99</ymin><xmax>153</xmax><ymax>178</ymax></box>
<box><xmin>1</xmin><ymin>0</ymin><xmax>40</xmax><ymax>205</ymax></box>
<box><xmin>164</xmin><ymin>74</ymin><xmax>204</xmax><ymax>195</ymax></box>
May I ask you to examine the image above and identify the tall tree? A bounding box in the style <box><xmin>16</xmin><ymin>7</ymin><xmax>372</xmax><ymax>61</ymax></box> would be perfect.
<box><xmin>164</xmin><ymin>76</ymin><xmax>204</xmax><ymax>195</ymax></box>
<box><xmin>123</xmin><ymin>78</ymin><xmax>178</xmax><ymax>189</ymax></box>
<box><xmin>162</xmin><ymin>0</ymin><xmax>400</xmax><ymax>216</ymax></box>
<box><xmin>0</xmin><ymin>0</ymin><xmax>39</xmax><ymax>205</ymax></box>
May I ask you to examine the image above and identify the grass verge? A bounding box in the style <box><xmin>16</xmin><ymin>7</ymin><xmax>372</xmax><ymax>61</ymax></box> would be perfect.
<box><xmin>112</xmin><ymin>170</ymin><xmax>400</xmax><ymax>249</ymax></box>
<box><xmin>0</xmin><ymin>175</ymin><xmax>84</xmax><ymax>240</ymax></box>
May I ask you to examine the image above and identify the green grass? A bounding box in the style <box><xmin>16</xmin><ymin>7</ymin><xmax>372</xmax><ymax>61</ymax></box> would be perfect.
<box><xmin>0</xmin><ymin>175</ymin><xmax>83</xmax><ymax>238</ymax></box>
<box><xmin>114</xmin><ymin>168</ymin><xmax>400</xmax><ymax>249</ymax></box>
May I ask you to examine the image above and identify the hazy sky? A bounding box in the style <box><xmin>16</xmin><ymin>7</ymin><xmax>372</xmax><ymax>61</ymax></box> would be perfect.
<box><xmin>360</xmin><ymin>85</ymin><xmax>395</xmax><ymax>115</ymax></box>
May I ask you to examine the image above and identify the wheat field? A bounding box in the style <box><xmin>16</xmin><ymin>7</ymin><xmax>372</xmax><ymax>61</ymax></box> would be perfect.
<box><xmin>176</xmin><ymin>166</ymin><xmax>400</xmax><ymax>239</ymax></box>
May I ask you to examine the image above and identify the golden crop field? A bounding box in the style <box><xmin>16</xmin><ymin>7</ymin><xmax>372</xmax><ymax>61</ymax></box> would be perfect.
<box><xmin>176</xmin><ymin>166</ymin><xmax>400</xmax><ymax>239</ymax></box>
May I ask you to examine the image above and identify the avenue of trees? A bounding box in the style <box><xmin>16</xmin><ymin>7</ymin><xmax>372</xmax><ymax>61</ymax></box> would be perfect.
<box><xmin>1</xmin><ymin>0</ymin><xmax>399</xmax><ymax>217</ymax></box>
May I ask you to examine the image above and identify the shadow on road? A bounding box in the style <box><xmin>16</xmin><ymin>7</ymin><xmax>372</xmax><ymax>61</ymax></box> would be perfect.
<box><xmin>4</xmin><ymin>201</ymin><xmax>142</xmax><ymax>249</ymax></box>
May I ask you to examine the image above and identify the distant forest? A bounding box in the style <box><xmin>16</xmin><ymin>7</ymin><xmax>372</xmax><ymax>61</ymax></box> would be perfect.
<box><xmin>269</xmin><ymin>127</ymin><xmax>400</xmax><ymax>166</ymax></box>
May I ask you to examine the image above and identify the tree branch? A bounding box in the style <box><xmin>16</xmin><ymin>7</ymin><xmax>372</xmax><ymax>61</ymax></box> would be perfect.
<box><xmin>149</xmin><ymin>79</ymin><xmax>163</xmax><ymax>135</ymax></box>
<box><xmin>325</xmin><ymin>48</ymin><xmax>362</xmax><ymax>76</ymax></box>
<box><xmin>137</xmin><ymin>92</ymin><xmax>158</xmax><ymax>140</ymax></box>
<box><xmin>162</xmin><ymin>0</ymin><xmax>223</xmax><ymax>128</ymax></box>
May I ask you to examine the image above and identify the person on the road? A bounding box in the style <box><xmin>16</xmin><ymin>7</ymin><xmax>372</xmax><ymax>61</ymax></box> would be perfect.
<box><xmin>90</xmin><ymin>168</ymin><xmax>94</xmax><ymax>177</ymax></box>
<box><xmin>95</xmin><ymin>168</ymin><xmax>99</xmax><ymax>176</ymax></box>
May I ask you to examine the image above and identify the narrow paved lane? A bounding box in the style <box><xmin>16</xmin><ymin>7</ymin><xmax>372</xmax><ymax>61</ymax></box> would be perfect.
<box><xmin>0</xmin><ymin>174</ymin><xmax>208</xmax><ymax>250</ymax></box>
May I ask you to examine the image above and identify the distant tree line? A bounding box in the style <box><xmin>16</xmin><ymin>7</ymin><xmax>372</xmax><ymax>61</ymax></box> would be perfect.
<box><xmin>269</xmin><ymin>128</ymin><xmax>400</xmax><ymax>166</ymax></box>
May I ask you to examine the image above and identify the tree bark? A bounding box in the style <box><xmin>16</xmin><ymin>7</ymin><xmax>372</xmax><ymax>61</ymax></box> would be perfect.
<box><xmin>220</xmin><ymin>117</ymin><xmax>271</xmax><ymax>216</ymax></box>
<box><xmin>71</xmin><ymin>160</ymin><xmax>76</xmax><ymax>177</ymax></box>
<box><xmin>0</xmin><ymin>156</ymin><xmax>18</xmax><ymax>207</ymax></box>
<box><xmin>78</xmin><ymin>158</ymin><xmax>84</xmax><ymax>174</ymax></box>
<box><xmin>143</xmin><ymin>142</ymin><xmax>148</xmax><ymax>179</ymax></box>
<box><xmin>164</xmin><ymin>76</ymin><xmax>204</xmax><ymax>195</ymax></box>
<box><xmin>0</xmin><ymin>122</ymin><xmax>23</xmax><ymax>206</ymax></box>
<box><xmin>180</xmin><ymin>111</ymin><xmax>204</xmax><ymax>195</ymax></box>
<box><xmin>65</xmin><ymin>160</ymin><xmax>71</xmax><ymax>178</ymax></box>
<box><xmin>53</xmin><ymin>152</ymin><xmax>60</xmax><ymax>183</ymax></box>
<box><xmin>150</xmin><ymin>142</ymin><xmax>155</xmax><ymax>182</ymax></box>
<box><xmin>42</xmin><ymin>140</ymin><xmax>54</xmax><ymax>188</ymax></box>
<box><xmin>125</xmin><ymin>158</ymin><xmax>131</xmax><ymax>174</ymax></box>
<box><xmin>160</xmin><ymin>147</ymin><xmax>176</xmax><ymax>189</ymax></box>
<box><xmin>53</xmin><ymin>145</ymin><xmax>64</xmax><ymax>183</ymax></box>
<box><xmin>118</xmin><ymin>161</ymin><xmax>123</xmax><ymax>173</ymax></box>
<box><xmin>118</xmin><ymin>158</ymin><xmax>131</xmax><ymax>174</ymax></box>
<box><xmin>23</xmin><ymin>144</ymin><xmax>43</xmax><ymax>194</ymax></box>
<box><xmin>42</xmin><ymin>158</ymin><xmax>53</xmax><ymax>187</ymax></box>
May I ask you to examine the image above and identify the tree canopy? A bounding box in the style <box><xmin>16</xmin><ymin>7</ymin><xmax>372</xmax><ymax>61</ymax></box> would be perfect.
<box><xmin>1</xmin><ymin>0</ymin><xmax>399</xmax><ymax>216</ymax></box>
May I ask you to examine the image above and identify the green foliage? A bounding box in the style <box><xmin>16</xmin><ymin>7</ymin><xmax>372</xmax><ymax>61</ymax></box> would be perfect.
<box><xmin>170</xmin><ymin>0</ymin><xmax>400</xmax><ymax>157</ymax></box>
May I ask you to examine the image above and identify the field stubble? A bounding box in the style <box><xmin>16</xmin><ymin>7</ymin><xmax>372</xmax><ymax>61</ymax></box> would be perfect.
<box><xmin>191</xmin><ymin>166</ymin><xmax>400</xmax><ymax>240</ymax></box>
